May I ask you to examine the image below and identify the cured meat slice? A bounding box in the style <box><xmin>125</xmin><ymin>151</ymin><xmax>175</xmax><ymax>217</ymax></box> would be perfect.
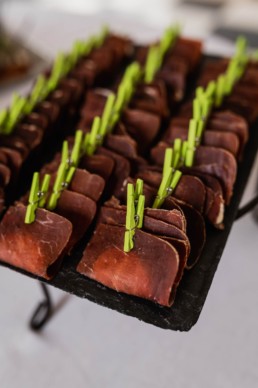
<box><xmin>136</xmin><ymin>169</ymin><xmax>206</xmax><ymax>213</ymax></box>
<box><xmin>69</xmin><ymin>168</ymin><xmax>105</xmax><ymax>202</ymax></box>
<box><xmin>55</xmin><ymin>190</ymin><xmax>96</xmax><ymax>252</ymax></box>
<box><xmin>104</xmin><ymin>134</ymin><xmax>139</xmax><ymax>159</ymax></box>
<box><xmin>0</xmin><ymin>204</ymin><xmax>72</xmax><ymax>279</ymax></box>
<box><xmin>0</xmin><ymin>147</ymin><xmax>23</xmax><ymax>179</ymax></box>
<box><xmin>194</xmin><ymin>146</ymin><xmax>237</xmax><ymax>204</ymax></box>
<box><xmin>145</xmin><ymin>207</ymin><xmax>186</xmax><ymax>232</ymax></box>
<box><xmin>130</xmin><ymin>81</ymin><xmax>168</xmax><ymax>117</ymax></box>
<box><xmin>164</xmin><ymin>122</ymin><xmax>240</xmax><ymax>157</ymax></box>
<box><xmin>14</xmin><ymin>123</ymin><xmax>43</xmax><ymax>151</ymax></box>
<box><xmin>151</xmin><ymin>143</ymin><xmax>237</xmax><ymax>205</ymax></box>
<box><xmin>79</xmin><ymin>154</ymin><xmax>114</xmax><ymax>182</ymax></box>
<box><xmin>36</xmin><ymin>100</ymin><xmax>60</xmax><ymax>125</ymax></box>
<box><xmin>122</xmin><ymin>108</ymin><xmax>161</xmax><ymax>153</ymax></box>
<box><xmin>98</xmin><ymin>205</ymin><xmax>189</xmax><ymax>242</ymax></box>
<box><xmin>181</xmin><ymin>169</ymin><xmax>225</xmax><ymax>228</ymax></box>
<box><xmin>96</xmin><ymin>147</ymin><xmax>131</xmax><ymax>197</ymax></box>
<box><xmin>79</xmin><ymin>89</ymin><xmax>108</xmax><ymax>128</ymax></box>
<box><xmin>208</xmin><ymin>111</ymin><xmax>248</xmax><ymax>156</ymax></box>
<box><xmin>24</xmin><ymin>112</ymin><xmax>49</xmax><ymax>130</ymax></box>
<box><xmin>77</xmin><ymin>223</ymin><xmax>180</xmax><ymax>307</ymax></box>
<box><xmin>164</xmin><ymin>197</ymin><xmax>206</xmax><ymax>268</ymax></box>
<box><xmin>0</xmin><ymin>135</ymin><xmax>29</xmax><ymax>159</ymax></box>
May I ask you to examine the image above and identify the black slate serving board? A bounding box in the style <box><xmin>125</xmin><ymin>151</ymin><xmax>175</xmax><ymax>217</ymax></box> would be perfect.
<box><xmin>0</xmin><ymin>56</ymin><xmax>258</xmax><ymax>331</ymax></box>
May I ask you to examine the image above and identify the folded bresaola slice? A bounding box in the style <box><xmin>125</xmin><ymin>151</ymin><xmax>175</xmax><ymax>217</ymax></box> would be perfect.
<box><xmin>36</xmin><ymin>100</ymin><xmax>60</xmax><ymax>126</ymax></box>
<box><xmin>164</xmin><ymin>197</ymin><xmax>206</xmax><ymax>269</ymax></box>
<box><xmin>96</xmin><ymin>147</ymin><xmax>131</xmax><ymax>197</ymax></box>
<box><xmin>208</xmin><ymin>111</ymin><xmax>248</xmax><ymax>157</ymax></box>
<box><xmin>55</xmin><ymin>190</ymin><xmax>96</xmax><ymax>252</ymax></box>
<box><xmin>79</xmin><ymin>154</ymin><xmax>115</xmax><ymax>182</ymax></box>
<box><xmin>104</xmin><ymin>133</ymin><xmax>139</xmax><ymax>160</ymax></box>
<box><xmin>136</xmin><ymin>169</ymin><xmax>206</xmax><ymax>213</ymax></box>
<box><xmin>129</xmin><ymin>80</ymin><xmax>169</xmax><ymax>117</ymax></box>
<box><xmin>14</xmin><ymin>123</ymin><xmax>44</xmax><ymax>152</ymax></box>
<box><xmin>151</xmin><ymin>142</ymin><xmax>237</xmax><ymax>204</ymax></box>
<box><xmin>79</xmin><ymin>88</ymin><xmax>109</xmax><ymax>128</ymax></box>
<box><xmin>0</xmin><ymin>135</ymin><xmax>29</xmax><ymax>160</ymax></box>
<box><xmin>69</xmin><ymin>169</ymin><xmax>105</xmax><ymax>202</ymax></box>
<box><xmin>98</xmin><ymin>204</ymin><xmax>189</xmax><ymax>242</ymax></box>
<box><xmin>164</xmin><ymin>120</ymin><xmax>240</xmax><ymax>157</ymax></box>
<box><xmin>98</xmin><ymin>203</ymin><xmax>189</xmax><ymax>303</ymax></box>
<box><xmin>181</xmin><ymin>169</ymin><xmax>225</xmax><ymax>228</ymax></box>
<box><xmin>122</xmin><ymin>108</ymin><xmax>161</xmax><ymax>153</ymax></box>
<box><xmin>0</xmin><ymin>203</ymin><xmax>72</xmax><ymax>279</ymax></box>
<box><xmin>116</xmin><ymin>178</ymin><xmax>205</xmax><ymax>268</ymax></box>
<box><xmin>77</xmin><ymin>223</ymin><xmax>179</xmax><ymax>307</ymax></box>
<box><xmin>0</xmin><ymin>147</ymin><xmax>23</xmax><ymax>180</ymax></box>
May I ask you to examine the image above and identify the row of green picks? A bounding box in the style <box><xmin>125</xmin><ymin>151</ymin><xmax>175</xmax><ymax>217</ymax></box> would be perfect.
<box><xmin>124</xmin><ymin>35</ymin><xmax>252</xmax><ymax>252</ymax></box>
<box><xmin>0</xmin><ymin>26</ymin><xmax>109</xmax><ymax>135</ymax></box>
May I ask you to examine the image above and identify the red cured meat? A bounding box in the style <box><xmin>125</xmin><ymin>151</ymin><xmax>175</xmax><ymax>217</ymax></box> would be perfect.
<box><xmin>55</xmin><ymin>190</ymin><xmax>96</xmax><ymax>252</ymax></box>
<box><xmin>0</xmin><ymin>204</ymin><xmax>72</xmax><ymax>279</ymax></box>
<box><xmin>77</xmin><ymin>223</ymin><xmax>179</xmax><ymax>307</ymax></box>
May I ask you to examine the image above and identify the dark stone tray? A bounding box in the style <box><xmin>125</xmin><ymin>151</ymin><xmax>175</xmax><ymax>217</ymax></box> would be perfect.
<box><xmin>1</xmin><ymin>56</ymin><xmax>258</xmax><ymax>331</ymax></box>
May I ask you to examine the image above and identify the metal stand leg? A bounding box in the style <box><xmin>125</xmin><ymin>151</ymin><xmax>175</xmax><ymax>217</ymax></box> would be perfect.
<box><xmin>235</xmin><ymin>194</ymin><xmax>258</xmax><ymax>220</ymax></box>
<box><xmin>29</xmin><ymin>282</ymin><xmax>53</xmax><ymax>331</ymax></box>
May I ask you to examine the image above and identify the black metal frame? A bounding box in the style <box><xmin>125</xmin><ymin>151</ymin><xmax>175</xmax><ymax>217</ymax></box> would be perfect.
<box><xmin>29</xmin><ymin>193</ymin><xmax>258</xmax><ymax>331</ymax></box>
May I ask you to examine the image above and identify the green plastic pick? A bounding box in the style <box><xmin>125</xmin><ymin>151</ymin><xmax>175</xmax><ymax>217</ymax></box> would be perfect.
<box><xmin>26</xmin><ymin>75</ymin><xmax>47</xmax><ymax>113</ymax></box>
<box><xmin>173</xmin><ymin>138</ymin><xmax>182</xmax><ymax>169</ymax></box>
<box><xmin>193</xmin><ymin>98</ymin><xmax>201</xmax><ymax>121</ymax></box>
<box><xmin>0</xmin><ymin>109</ymin><xmax>7</xmax><ymax>133</ymax></box>
<box><xmin>61</xmin><ymin>140</ymin><xmax>69</xmax><ymax>165</ymax></box>
<box><xmin>124</xmin><ymin>183</ymin><xmax>136</xmax><ymax>252</ymax></box>
<box><xmin>169</xmin><ymin>170</ymin><xmax>182</xmax><ymax>191</ymax></box>
<box><xmin>99</xmin><ymin>93</ymin><xmax>115</xmax><ymax>137</ymax></box>
<box><xmin>38</xmin><ymin>174</ymin><xmax>51</xmax><ymax>208</ymax></box>
<box><xmin>71</xmin><ymin>130</ymin><xmax>83</xmax><ymax>167</ymax></box>
<box><xmin>25</xmin><ymin>172</ymin><xmax>40</xmax><ymax>224</ymax></box>
<box><xmin>135</xmin><ymin>178</ymin><xmax>144</xmax><ymax>201</ymax></box>
<box><xmin>144</xmin><ymin>45</ymin><xmax>160</xmax><ymax>83</ymax></box>
<box><xmin>236</xmin><ymin>36</ymin><xmax>247</xmax><ymax>58</ymax></box>
<box><xmin>6</xmin><ymin>94</ymin><xmax>27</xmax><ymax>134</ymax></box>
<box><xmin>152</xmin><ymin>167</ymin><xmax>173</xmax><ymax>209</ymax></box>
<box><xmin>47</xmin><ymin>162</ymin><xmax>67</xmax><ymax>210</ymax></box>
<box><xmin>185</xmin><ymin>119</ymin><xmax>198</xmax><ymax>167</ymax></box>
<box><xmin>136</xmin><ymin>194</ymin><xmax>145</xmax><ymax>229</ymax></box>
<box><xmin>205</xmin><ymin>81</ymin><xmax>216</xmax><ymax>100</ymax></box>
<box><xmin>163</xmin><ymin>148</ymin><xmax>173</xmax><ymax>176</ymax></box>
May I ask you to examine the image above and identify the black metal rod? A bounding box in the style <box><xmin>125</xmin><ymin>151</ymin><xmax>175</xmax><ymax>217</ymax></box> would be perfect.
<box><xmin>235</xmin><ymin>194</ymin><xmax>258</xmax><ymax>220</ymax></box>
<box><xmin>29</xmin><ymin>282</ymin><xmax>53</xmax><ymax>331</ymax></box>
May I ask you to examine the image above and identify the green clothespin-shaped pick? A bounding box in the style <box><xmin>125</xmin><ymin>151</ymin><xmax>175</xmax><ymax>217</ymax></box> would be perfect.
<box><xmin>124</xmin><ymin>184</ymin><xmax>136</xmax><ymax>252</ymax></box>
<box><xmin>152</xmin><ymin>167</ymin><xmax>173</xmax><ymax>209</ymax></box>
<box><xmin>71</xmin><ymin>130</ymin><xmax>83</xmax><ymax>167</ymax></box>
<box><xmin>0</xmin><ymin>109</ymin><xmax>8</xmax><ymax>134</ymax></box>
<box><xmin>99</xmin><ymin>93</ymin><xmax>115</xmax><ymax>137</ymax></box>
<box><xmin>134</xmin><ymin>178</ymin><xmax>145</xmax><ymax>229</ymax></box>
<box><xmin>47</xmin><ymin>163</ymin><xmax>67</xmax><ymax>210</ymax></box>
<box><xmin>173</xmin><ymin>138</ymin><xmax>182</xmax><ymax>169</ymax></box>
<box><xmin>163</xmin><ymin>148</ymin><xmax>173</xmax><ymax>176</ymax></box>
<box><xmin>185</xmin><ymin>119</ymin><xmax>198</xmax><ymax>167</ymax></box>
<box><xmin>25</xmin><ymin>172</ymin><xmax>51</xmax><ymax>224</ymax></box>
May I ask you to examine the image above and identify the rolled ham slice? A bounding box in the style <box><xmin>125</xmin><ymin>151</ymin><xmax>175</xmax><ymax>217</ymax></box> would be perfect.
<box><xmin>77</xmin><ymin>223</ymin><xmax>180</xmax><ymax>307</ymax></box>
<box><xmin>0</xmin><ymin>204</ymin><xmax>72</xmax><ymax>279</ymax></box>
